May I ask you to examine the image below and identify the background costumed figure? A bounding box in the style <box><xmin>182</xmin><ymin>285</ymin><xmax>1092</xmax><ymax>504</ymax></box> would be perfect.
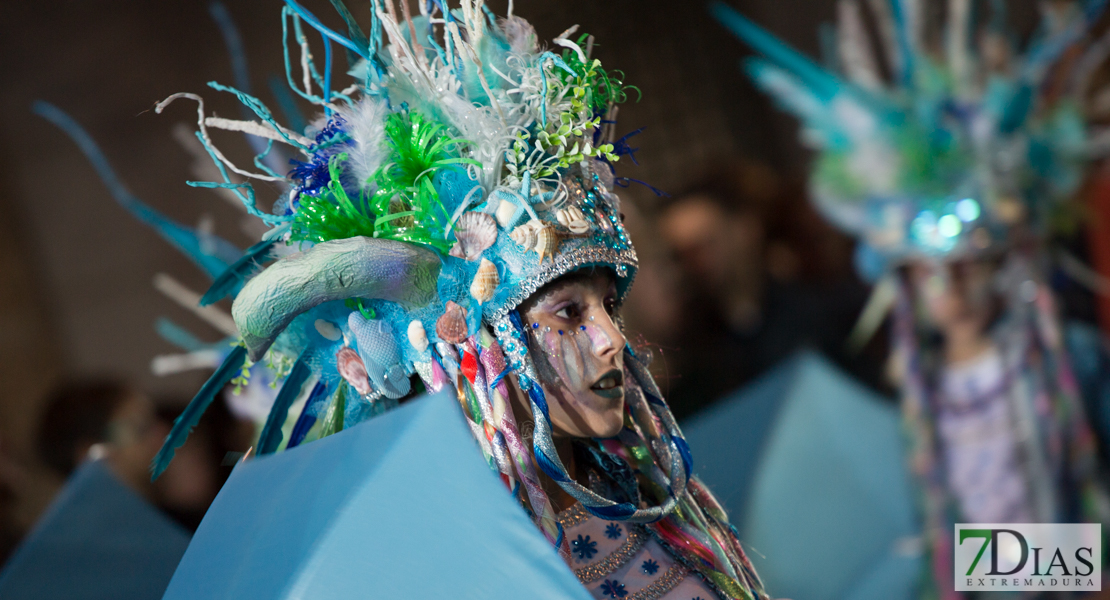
<box><xmin>715</xmin><ymin>0</ymin><xmax>1110</xmax><ymax>597</ymax></box>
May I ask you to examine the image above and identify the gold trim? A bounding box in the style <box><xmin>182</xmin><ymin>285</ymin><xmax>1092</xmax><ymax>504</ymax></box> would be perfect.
<box><xmin>627</xmin><ymin>563</ymin><xmax>687</xmax><ymax>600</ymax></box>
<box><xmin>574</xmin><ymin>527</ymin><xmax>647</xmax><ymax>584</ymax></box>
<box><xmin>556</xmin><ymin>503</ymin><xmax>591</xmax><ymax>529</ymax></box>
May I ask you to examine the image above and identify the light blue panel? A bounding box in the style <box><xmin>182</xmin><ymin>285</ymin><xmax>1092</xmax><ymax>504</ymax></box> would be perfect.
<box><xmin>682</xmin><ymin>354</ymin><xmax>794</xmax><ymax>518</ymax></box>
<box><xmin>163</xmin><ymin>390</ymin><xmax>590</xmax><ymax>600</ymax></box>
<box><xmin>683</xmin><ymin>351</ymin><xmax>921</xmax><ymax>600</ymax></box>
<box><xmin>0</xmin><ymin>460</ymin><xmax>190</xmax><ymax>600</ymax></box>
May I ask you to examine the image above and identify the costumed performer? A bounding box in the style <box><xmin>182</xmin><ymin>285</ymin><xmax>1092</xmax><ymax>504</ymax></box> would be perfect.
<box><xmin>110</xmin><ymin>2</ymin><xmax>772</xmax><ymax>599</ymax></box>
<box><xmin>714</xmin><ymin>1</ymin><xmax>1110</xmax><ymax>597</ymax></box>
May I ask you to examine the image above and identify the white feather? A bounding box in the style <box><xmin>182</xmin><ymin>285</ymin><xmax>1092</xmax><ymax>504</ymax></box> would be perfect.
<box><xmin>865</xmin><ymin>0</ymin><xmax>901</xmax><ymax>78</ymax></box>
<box><xmin>837</xmin><ymin>0</ymin><xmax>883</xmax><ymax>90</ymax></box>
<box><xmin>500</xmin><ymin>16</ymin><xmax>538</xmax><ymax>54</ymax></box>
<box><xmin>335</xmin><ymin>98</ymin><xmax>389</xmax><ymax>189</ymax></box>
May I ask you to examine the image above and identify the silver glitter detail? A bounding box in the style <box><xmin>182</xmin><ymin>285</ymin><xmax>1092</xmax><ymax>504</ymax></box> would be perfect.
<box><xmin>484</xmin><ymin>246</ymin><xmax>638</xmax><ymax>322</ymax></box>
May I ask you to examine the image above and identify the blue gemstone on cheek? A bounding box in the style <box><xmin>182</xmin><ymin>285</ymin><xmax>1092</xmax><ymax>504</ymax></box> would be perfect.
<box><xmin>580</xmin><ymin>325</ymin><xmax>586</xmax><ymax>331</ymax></box>
<box><xmin>532</xmin><ymin>322</ymin><xmax>539</xmax><ymax>329</ymax></box>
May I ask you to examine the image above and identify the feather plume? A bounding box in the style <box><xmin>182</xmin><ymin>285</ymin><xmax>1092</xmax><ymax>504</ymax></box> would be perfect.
<box><xmin>257</xmin><ymin>352</ymin><xmax>312</xmax><ymax>454</ymax></box>
<box><xmin>500</xmin><ymin>16</ymin><xmax>538</xmax><ymax>54</ymax></box>
<box><xmin>286</xmin><ymin>380</ymin><xmax>331</xmax><ymax>449</ymax></box>
<box><xmin>151</xmin><ymin>345</ymin><xmax>248</xmax><ymax>479</ymax></box>
<box><xmin>712</xmin><ymin>2</ymin><xmax>843</xmax><ymax>102</ymax></box>
<box><xmin>946</xmin><ymin>0</ymin><xmax>973</xmax><ymax>97</ymax></box>
<box><xmin>33</xmin><ymin>101</ymin><xmax>239</xmax><ymax>279</ymax></box>
<box><xmin>334</xmin><ymin>98</ymin><xmax>389</xmax><ymax>189</ymax></box>
<box><xmin>155</xmin><ymin>317</ymin><xmax>211</xmax><ymax>352</ymax></box>
<box><xmin>153</xmin><ymin>273</ymin><xmax>238</xmax><ymax>337</ymax></box>
<box><xmin>327</xmin><ymin>0</ymin><xmax>370</xmax><ymax>68</ymax></box>
<box><xmin>865</xmin><ymin>0</ymin><xmax>901</xmax><ymax>78</ymax></box>
<box><xmin>200</xmin><ymin>236</ymin><xmax>280</xmax><ymax>306</ymax></box>
<box><xmin>837</xmin><ymin>0</ymin><xmax>882</xmax><ymax>91</ymax></box>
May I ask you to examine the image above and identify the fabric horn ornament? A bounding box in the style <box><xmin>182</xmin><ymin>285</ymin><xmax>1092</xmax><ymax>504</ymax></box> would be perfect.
<box><xmin>232</xmin><ymin>236</ymin><xmax>441</xmax><ymax>360</ymax></box>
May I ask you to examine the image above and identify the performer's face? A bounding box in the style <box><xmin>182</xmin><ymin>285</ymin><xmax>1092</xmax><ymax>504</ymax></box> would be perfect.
<box><xmin>908</xmin><ymin>259</ymin><xmax>996</xmax><ymax>333</ymax></box>
<box><xmin>520</xmin><ymin>270</ymin><xmax>627</xmax><ymax>439</ymax></box>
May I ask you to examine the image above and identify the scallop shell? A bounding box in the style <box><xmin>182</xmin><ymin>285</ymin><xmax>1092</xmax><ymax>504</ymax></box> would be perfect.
<box><xmin>407</xmin><ymin>320</ymin><xmax>429</xmax><ymax>353</ymax></box>
<box><xmin>336</xmin><ymin>347</ymin><xmax>373</xmax><ymax>397</ymax></box>
<box><xmin>556</xmin><ymin>206</ymin><xmax>590</xmax><ymax>234</ymax></box>
<box><xmin>449</xmin><ymin>211</ymin><xmax>497</xmax><ymax>261</ymax></box>
<box><xmin>436</xmin><ymin>301</ymin><xmax>470</xmax><ymax>344</ymax></box>
<box><xmin>534</xmin><ymin>224</ymin><xmax>560</xmax><ymax>262</ymax></box>
<box><xmin>469</xmin><ymin>258</ymin><xmax>500</xmax><ymax>305</ymax></box>
<box><xmin>510</xmin><ymin>220</ymin><xmax>539</xmax><ymax>250</ymax></box>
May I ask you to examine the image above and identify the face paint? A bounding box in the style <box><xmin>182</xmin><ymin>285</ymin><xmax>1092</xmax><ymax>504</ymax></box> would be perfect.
<box><xmin>532</xmin><ymin>326</ymin><xmax>595</xmax><ymax>399</ymax></box>
<box><xmin>581</xmin><ymin>323</ymin><xmax>615</xmax><ymax>355</ymax></box>
<box><xmin>519</xmin><ymin>270</ymin><xmax>628</xmax><ymax>439</ymax></box>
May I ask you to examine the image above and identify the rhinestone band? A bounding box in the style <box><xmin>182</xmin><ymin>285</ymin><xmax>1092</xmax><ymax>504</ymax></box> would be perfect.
<box><xmin>574</xmin><ymin>527</ymin><xmax>647</xmax><ymax>584</ymax></box>
<box><xmin>627</xmin><ymin>563</ymin><xmax>687</xmax><ymax>600</ymax></box>
<box><xmin>556</xmin><ymin>503</ymin><xmax>591</xmax><ymax>529</ymax></box>
<box><xmin>484</xmin><ymin>245</ymin><xmax>638</xmax><ymax>323</ymax></box>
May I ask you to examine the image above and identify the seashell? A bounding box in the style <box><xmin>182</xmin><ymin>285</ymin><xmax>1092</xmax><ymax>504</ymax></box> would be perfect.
<box><xmin>534</xmin><ymin>224</ymin><xmax>560</xmax><ymax>263</ymax></box>
<box><xmin>407</xmin><ymin>320</ymin><xmax>429</xmax><ymax>353</ymax></box>
<box><xmin>436</xmin><ymin>301</ymin><xmax>470</xmax><ymax>344</ymax></box>
<box><xmin>494</xmin><ymin>196</ymin><xmax>524</xmax><ymax>228</ymax></box>
<box><xmin>469</xmin><ymin>258</ymin><xmax>500</xmax><ymax>305</ymax></box>
<box><xmin>348</xmin><ymin>313</ymin><xmax>410</xmax><ymax>399</ymax></box>
<box><xmin>314</xmin><ymin>319</ymin><xmax>343</xmax><ymax>341</ymax></box>
<box><xmin>509</xmin><ymin>220</ymin><xmax>539</xmax><ymax>250</ymax></box>
<box><xmin>556</xmin><ymin>206</ymin><xmax>591</xmax><ymax>235</ymax></box>
<box><xmin>449</xmin><ymin>211</ymin><xmax>497</xmax><ymax>261</ymax></box>
<box><xmin>336</xmin><ymin>347</ymin><xmax>373</xmax><ymax>397</ymax></box>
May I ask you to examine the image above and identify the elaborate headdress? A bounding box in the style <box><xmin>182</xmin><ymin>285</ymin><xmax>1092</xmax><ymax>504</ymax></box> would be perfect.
<box><xmin>40</xmin><ymin>2</ymin><xmax>765</xmax><ymax>597</ymax></box>
<box><xmin>715</xmin><ymin>0</ymin><xmax>1105</xmax><ymax>275</ymax></box>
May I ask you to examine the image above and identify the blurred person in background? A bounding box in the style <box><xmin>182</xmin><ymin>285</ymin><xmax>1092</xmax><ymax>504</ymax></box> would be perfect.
<box><xmin>36</xmin><ymin>380</ymin><xmax>166</xmax><ymax>500</ymax></box>
<box><xmin>658</xmin><ymin>158</ymin><xmax>883</xmax><ymax>419</ymax></box>
<box><xmin>152</xmin><ymin>397</ymin><xmax>251</xmax><ymax>531</ymax></box>
<box><xmin>719</xmin><ymin>0</ymin><xmax>1110</xmax><ymax>596</ymax></box>
<box><xmin>33</xmin><ymin>379</ymin><xmax>248</xmax><ymax>533</ymax></box>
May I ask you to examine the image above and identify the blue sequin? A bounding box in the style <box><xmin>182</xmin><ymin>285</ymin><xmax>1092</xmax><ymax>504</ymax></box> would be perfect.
<box><xmin>599</xmin><ymin>579</ymin><xmax>628</xmax><ymax>598</ymax></box>
<box><xmin>572</xmin><ymin>534</ymin><xmax>598</xmax><ymax>561</ymax></box>
<box><xmin>605</xmin><ymin>523</ymin><xmax>622</xmax><ymax>539</ymax></box>
<box><xmin>641</xmin><ymin>559</ymin><xmax>659</xmax><ymax>575</ymax></box>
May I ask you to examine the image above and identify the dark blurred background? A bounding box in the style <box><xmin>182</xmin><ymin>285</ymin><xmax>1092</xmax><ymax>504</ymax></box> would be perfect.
<box><xmin>0</xmin><ymin>0</ymin><xmax>874</xmax><ymax>554</ymax></box>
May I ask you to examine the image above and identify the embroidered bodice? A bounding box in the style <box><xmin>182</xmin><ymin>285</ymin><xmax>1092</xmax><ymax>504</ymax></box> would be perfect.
<box><xmin>558</xmin><ymin>503</ymin><xmax>719</xmax><ymax>600</ymax></box>
<box><xmin>936</xmin><ymin>349</ymin><xmax>1033</xmax><ymax>523</ymax></box>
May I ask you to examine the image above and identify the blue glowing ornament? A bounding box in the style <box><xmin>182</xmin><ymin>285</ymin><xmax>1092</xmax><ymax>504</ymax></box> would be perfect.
<box><xmin>957</xmin><ymin>198</ymin><xmax>981</xmax><ymax>222</ymax></box>
<box><xmin>937</xmin><ymin>214</ymin><xmax>962</xmax><ymax>238</ymax></box>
